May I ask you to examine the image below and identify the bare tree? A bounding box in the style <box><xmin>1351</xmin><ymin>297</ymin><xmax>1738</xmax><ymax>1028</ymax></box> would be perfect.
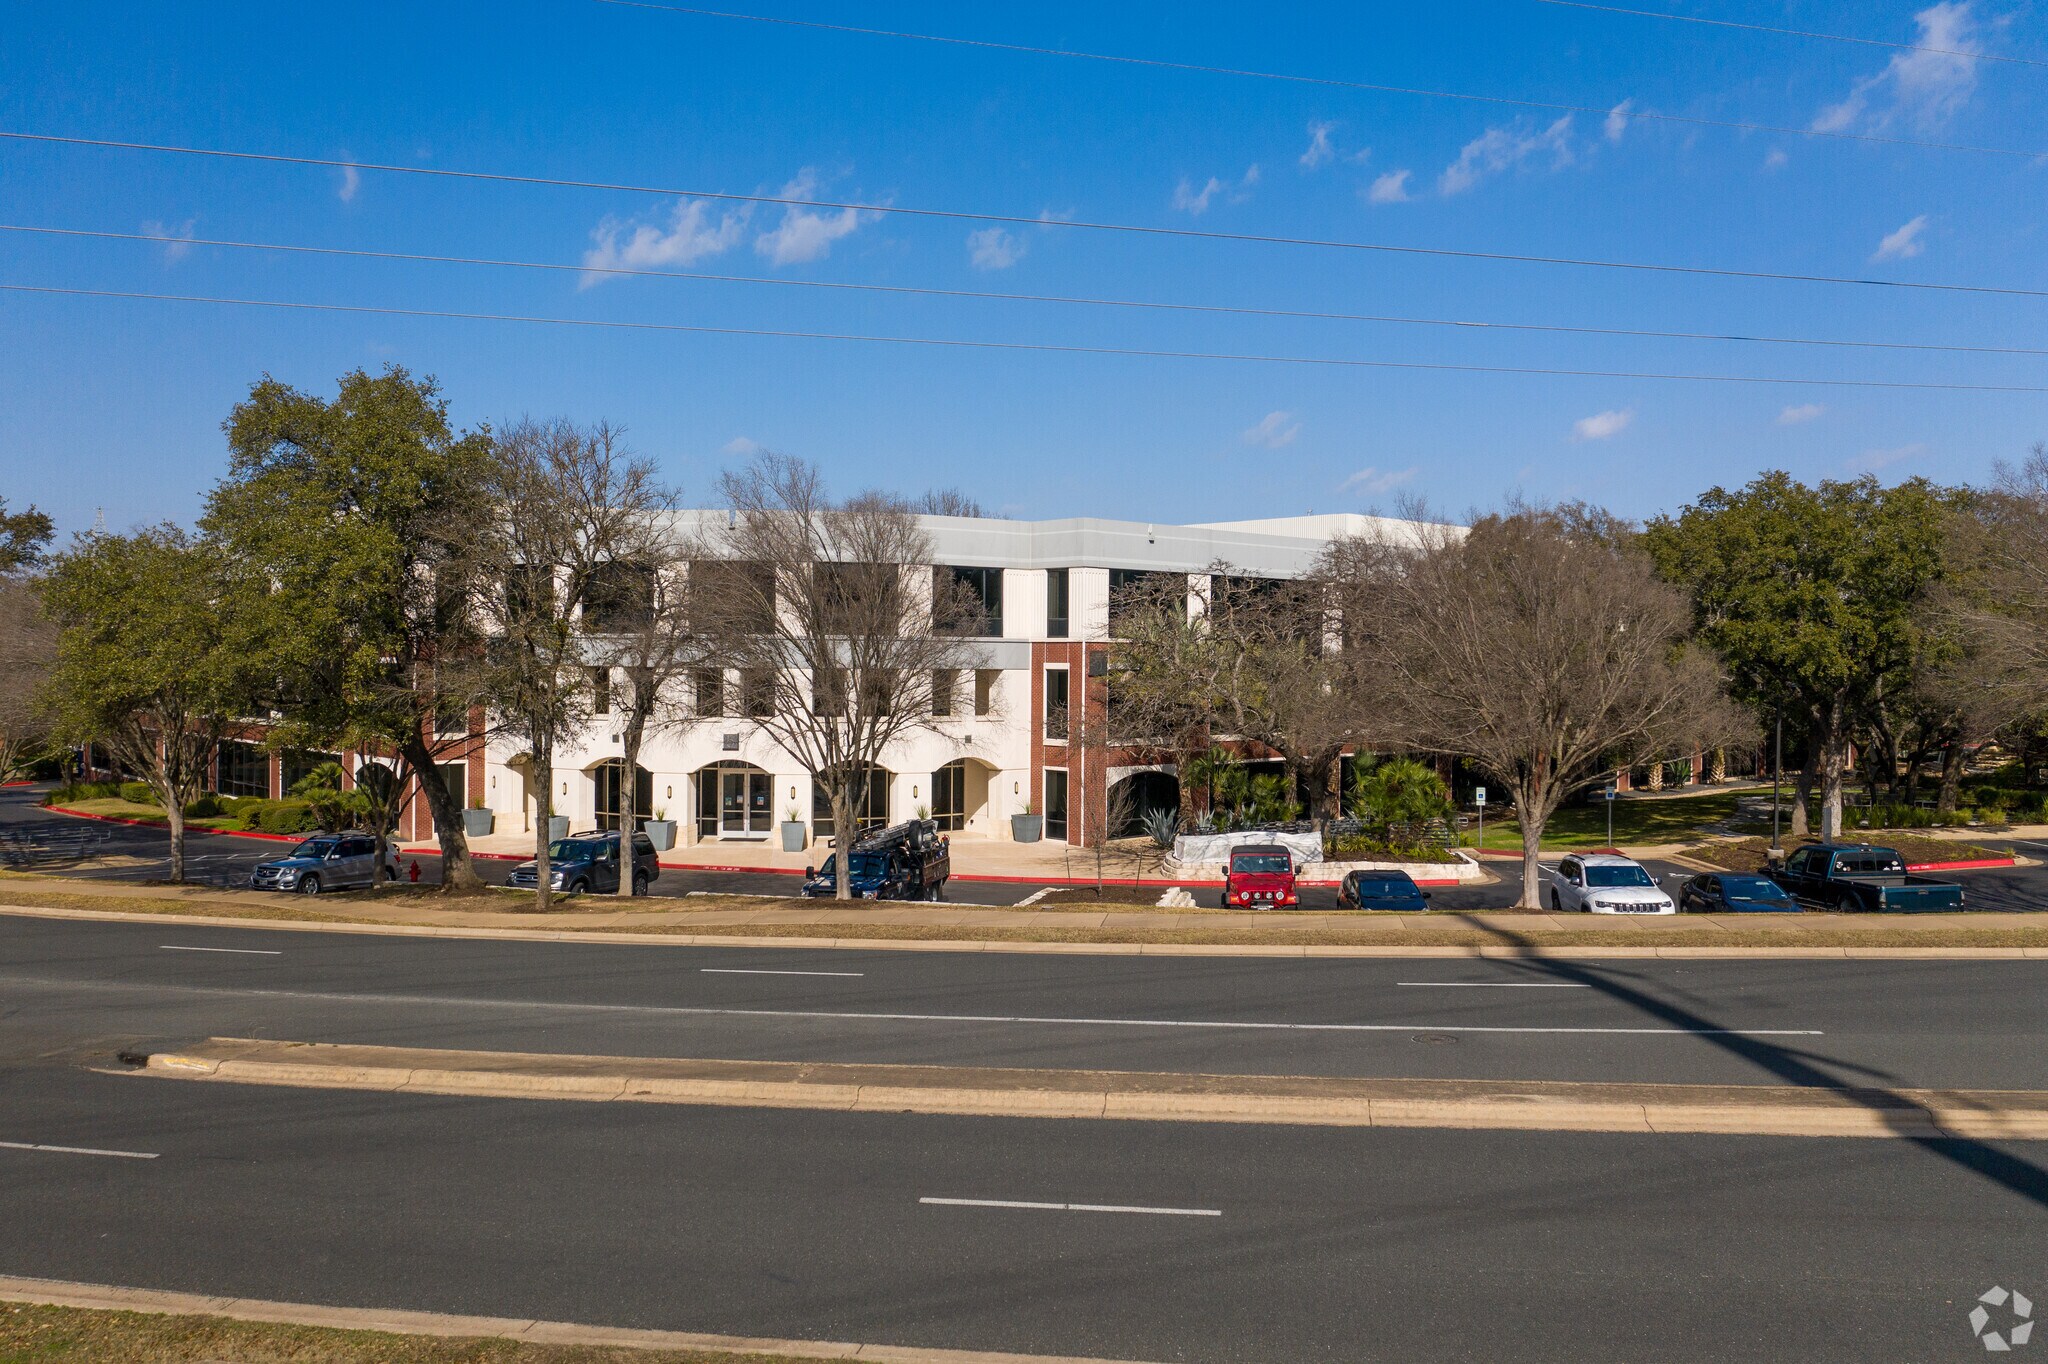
<box><xmin>696</xmin><ymin>452</ymin><xmax>988</xmax><ymax>900</ymax></box>
<box><xmin>1325</xmin><ymin>503</ymin><xmax>1726</xmax><ymax>907</ymax></box>
<box><xmin>913</xmin><ymin>488</ymin><xmax>994</xmax><ymax>518</ymax></box>
<box><xmin>0</xmin><ymin>577</ymin><xmax>56</xmax><ymax>783</ymax></box>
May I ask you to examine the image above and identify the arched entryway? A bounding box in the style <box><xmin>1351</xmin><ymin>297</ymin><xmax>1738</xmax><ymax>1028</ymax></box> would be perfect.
<box><xmin>929</xmin><ymin>757</ymin><xmax>994</xmax><ymax>833</ymax></box>
<box><xmin>1108</xmin><ymin>768</ymin><xmax>1180</xmax><ymax>838</ymax></box>
<box><xmin>695</xmin><ymin>761</ymin><xmax>773</xmax><ymax>840</ymax></box>
<box><xmin>589</xmin><ymin>759</ymin><xmax>654</xmax><ymax>831</ymax></box>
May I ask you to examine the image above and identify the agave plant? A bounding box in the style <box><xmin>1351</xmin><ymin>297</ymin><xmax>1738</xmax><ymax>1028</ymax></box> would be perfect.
<box><xmin>1143</xmin><ymin>804</ymin><xmax>1180</xmax><ymax>850</ymax></box>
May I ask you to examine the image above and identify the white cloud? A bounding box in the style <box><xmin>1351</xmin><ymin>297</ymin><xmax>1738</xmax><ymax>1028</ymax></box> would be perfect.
<box><xmin>1814</xmin><ymin>2</ymin><xmax>1979</xmax><ymax>133</ymax></box>
<box><xmin>722</xmin><ymin>436</ymin><xmax>766</xmax><ymax>457</ymax></box>
<box><xmin>755</xmin><ymin>169</ymin><xmax>872</xmax><ymax>266</ymax></box>
<box><xmin>1873</xmin><ymin>214</ymin><xmax>1929</xmax><ymax>262</ymax></box>
<box><xmin>1172</xmin><ymin>165</ymin><xmax>1259</xmax><ymax>215</ymax></box>
<box><xmin>1763</xmin><ymin>149</ymin><xmax>1790</xmax><ymax>171</ymax></box>
<box><xmin>1340</xmin><ymin>466</ymin><xmax>1417</xmax><ymax>496</ymax></box>
<box><xmin>1571</xmin><ymin>408</ymin><xmax>1635</xmax><ymax>441</ymax></box>
<box><xmin>967</xmin><ymin>227</ymin><xmax>1025</xmax><ymax>271</ymax></box>
<box><xmin>1367</xmin><ymin>169</ymin><xmax>1412</xmax><ymax>204</ymax></box>
<box><xmin>1853</xmin><ymin>442</ymin><xmax>1928</xmax><ymax>472</ymax></box>
<box><xmin>337</xmin><ymin>163</ymin><xmax>360</xmax><ymax>203</ymax></box>
<box><xmin>1438</xmin><ymin>115</ymin><xmax>1575</xmax><ymax>196</ymax></box>
<box><xmin>580</xmin><ymin>198</ymin><xmax>749</xmax><ymax>288</ymax></box>
<box><xmin>1777</xmin><ymin>403</ymin><xmax>1827</xmax><ymax>425</ymax></box>
<box><xmin>1241</xmin><ymin>411</ymin><xmax>1301</xmax><ymax>450</ymax></box>
<box><xmin>1299</xmin><ymin>120</ymin><xmax>1338</xmax><ymax>169</ymax></box>
<box><xmin>1604</xmin><ymin>100</ymin><xmax>1633</xmax><ymax>144</ymax></box>
<box><xmin>141</xmin><ymin>217</ymin><xmax>196</xmax><ymax>264</ymax></box>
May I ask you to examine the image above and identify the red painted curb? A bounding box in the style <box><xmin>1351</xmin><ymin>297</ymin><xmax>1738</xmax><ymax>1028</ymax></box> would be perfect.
<box><xmin>45</xmin><ymin>805</ymin><xmax>304</xmax><ymax>842</ymax></box>
<box><xmin>1907</xmin><ymin>857</ymin><xmax>2017</xmax><ymax>872</ymax></box>
<box><xmin>1</xmin><ymin>780</ymin><xmax>35</xmax><ymax>788</ymax></box>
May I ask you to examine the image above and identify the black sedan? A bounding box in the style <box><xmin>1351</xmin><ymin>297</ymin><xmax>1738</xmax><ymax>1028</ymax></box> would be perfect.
<box><xmin>1337</xmin><ymin>870</ymin><xmax>1433</xmax><ymax>911</ymax></box>
<box><xmin>1676</xmin><ymin>872</ymin><xmax>1801</xmax><ymax>913</ymax></box>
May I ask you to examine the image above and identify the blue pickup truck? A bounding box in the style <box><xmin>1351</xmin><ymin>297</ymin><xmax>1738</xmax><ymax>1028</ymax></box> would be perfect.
<box><xmin>1767</xmin><ymin>843</ymin><xmax>1966</xmax><ymax>913</ymax></box>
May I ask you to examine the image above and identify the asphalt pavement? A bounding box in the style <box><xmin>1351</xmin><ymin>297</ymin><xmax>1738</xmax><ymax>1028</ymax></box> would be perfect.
<box><xmin>1</xmin><ymin>1061</ymin><xmax>2042</xmax><ymax>1364</ymax></box>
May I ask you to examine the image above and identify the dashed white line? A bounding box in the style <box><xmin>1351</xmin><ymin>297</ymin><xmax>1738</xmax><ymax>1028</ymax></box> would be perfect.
<box><xmin>920</xmin><ymin>1197</ymin><xmax>1220</xmax><ymax>1217</ymax></box>
<box><xmin>0</xmin><ymin>1140</ymin><xmax>158</xmax><ymax>1160</ymax></box>
<box><xmin>159</xmin><ymin>945</ymin><xmax>282</xmax><ymax>955</ymax></box>
<box><xmin>1397</xmin><ymin>982</ymin><xmax>1591</xmax><ymax>988</ymax></box>
<box><xmin>700</xmin><ymin>968</ymin><xmax>865</xmax><ymax>978</ymax></box>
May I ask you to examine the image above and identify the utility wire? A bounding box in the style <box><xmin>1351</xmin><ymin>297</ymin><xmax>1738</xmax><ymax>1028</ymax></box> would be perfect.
<box><xmin>1533</xmin><ymin>1</ymin><xmax>2041</xmax><ymax>69</ymax></box>
<box><xmin>586</xmin><ymin>0</ymin><xmax>2046</xmax><ymax>159</ymax></box>
<box><xmin>4</xmin><ymin>283</ymin><xmax>2043</xmax><ymax>393</ymax></box>
<box><xmin>17</xmin><ymin>222</ymin><xmax>2048</xmax><ymax>360</ymax></box>
<box><xmin>5</xmin><ymin>131</ymin><xmax>2044</xmax><ymax>300</ymax></box>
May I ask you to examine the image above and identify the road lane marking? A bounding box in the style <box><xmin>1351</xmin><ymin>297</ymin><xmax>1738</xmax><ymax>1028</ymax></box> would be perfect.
<box><xmin>0</xmin><ymin>976</ymin><xmax>1823</xmax><ymax>1036</ymax></box>
<box><xmin>159</xmin><ymin>945</ymin><xmax>282</xmax><ymax>955</ymax></box>
<box><xmin>700</xmin><ymin>968</ymin><xmax>864</xmax><ymax>978</ymax></box>
<box><xmin>0</xmin><ymin>1140</ymin><xmax>158</xmax><ymax>1159</ymax></box>
<box><xmin>921</xmin><ymin>1197</ymin><xmax>1220</xmax><ymax>1217</ymax></box>
<box><xmin>1397</xmin><ymin>982</ymin><xmax>1591</xmax><ymax>988</ymax></box>
<box><xmin>1014</xmin><ymin>888</ymin><xmax>1054</xmax><ymax>906</ymax></box>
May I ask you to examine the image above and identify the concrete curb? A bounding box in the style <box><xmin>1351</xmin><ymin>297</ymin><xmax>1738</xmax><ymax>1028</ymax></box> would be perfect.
<box><xmin>8</xmin><ymin>901</ymin><xmax>2048</xmax><ymax>958</ymax></box>
<box><xmin>0</xmin><ymin>1274</ymin><xmax>1155</xmax><ymax>1362</ymax></box>
<box><xmin>125</xmin><ymin>1039</ymin><xmax>2048</xmax><ymax>1141</ymax></box>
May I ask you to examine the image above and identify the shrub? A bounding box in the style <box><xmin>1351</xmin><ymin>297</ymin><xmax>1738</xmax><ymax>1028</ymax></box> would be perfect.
<box><xmin>118</xmin><ymin>780</ymin><xmax>159</xmax><ymax>805</ymax></box>
<box><xmin>237</xmin><ymin>799</ymin><xmax>320</xmax><ymax>835</ymax></box>
<box><xmin>1324</xmin><ymin>834</ymin><xmax>1457</xmax><ymax>865</ymax></box>
<box><xmin>44</xmin><ymin>780</ymin><xmax>121</xmax><ymax>806</ymax></box>
<box><xmin>1348</xmin><ymin>758</ymin><xmax>1453</xmax><ymax>841</ymax></box>
<box><xmin>182</xmin><ymin>794</ymin><xmax>224</xmax><ymax>818</ymax></box>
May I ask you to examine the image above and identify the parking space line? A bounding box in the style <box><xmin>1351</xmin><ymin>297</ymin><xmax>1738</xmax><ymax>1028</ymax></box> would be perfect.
<box><xmin>700</xmin><ymin>968</ymin><xmax>864</xmax><ymax>978</ymax></box>
<box><xmin>159</xmin><ymin>946</ymin><xmax>282</xmax><ymax>956</ymax></box>
<box><xmin>1013</xmin><ymin>888</ymin><xmax>1054</xmax><ymax>906</ymax></box>
<box><xmin>920</xmin><ymin>1197</ymin><xmax>1220</xmax><ymax>1217</ymax></box>
<box><xmin>0</xmin><ymin>1140</ymin><xmax>158</xmax><ymax>1160</ymax></box>
<box><xmin>1397</xmin><ymin>982</ymin><xmax>1590</xmax><ymax>988</ymax></box>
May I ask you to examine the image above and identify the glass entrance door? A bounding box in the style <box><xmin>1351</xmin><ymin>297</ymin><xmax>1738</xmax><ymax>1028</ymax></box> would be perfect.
<box><xmin>720</xmin><ymin>769</ymin><xmax>773</xmax><ymax>837</ymax></box>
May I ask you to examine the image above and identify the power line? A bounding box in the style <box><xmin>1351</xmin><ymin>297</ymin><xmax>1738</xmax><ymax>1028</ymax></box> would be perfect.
<box><xmin>5</xmin><ymin>282</ymin><xmax>2044</xmax><ymax>393</ymax></box>
<box><xmin>586</xmin><ymin>0</ymin><xmax>2046</xmax><ymax>160</ymax></box>
<box><xmin>18</xmin><ymin>222</ymin><xmax>2048</xmax><ymax>360</ymax></box>
<box><xmin>1533</xmin><ymin>1</ymin><xmax>2043</xmax><ymax>69</ymax></box>
<box><xmin>6</xmin><ymin>131</ymin><xmax>2045</xmax><ymax>300</ymax></box>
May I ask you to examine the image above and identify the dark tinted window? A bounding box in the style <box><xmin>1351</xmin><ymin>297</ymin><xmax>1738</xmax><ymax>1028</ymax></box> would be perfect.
<box><xmin>1046</xmin><ymin>567</ymin><xmax>1070</xmax><ymax>637</ymax></box>
<box><xmin>1231</xmin><ymin>853</ymin><xmax>1291</xmax><ymax>875</ymax></box>
<box><xmin>1355</xmin><ymin>876</ymin><xmax>1418</xmax><ymax>896</ymax></box>
<box><xmin>1721</xmin><ymin>876</ymin><xmax>1783</xmax><ymax>899</ymax></box>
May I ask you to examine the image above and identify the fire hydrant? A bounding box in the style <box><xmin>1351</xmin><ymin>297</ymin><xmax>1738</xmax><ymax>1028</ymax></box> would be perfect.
<box><xmin>408</xmin><ymin>859</ymin><xmax>422</xmax><ymax>884</ymax></box>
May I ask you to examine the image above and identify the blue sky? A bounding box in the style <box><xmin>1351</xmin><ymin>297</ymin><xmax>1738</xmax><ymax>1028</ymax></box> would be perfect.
<box><xmin>4</xmin><ymin>1</ymin><xmax>2045</xmax><ymax>536</ymax></box>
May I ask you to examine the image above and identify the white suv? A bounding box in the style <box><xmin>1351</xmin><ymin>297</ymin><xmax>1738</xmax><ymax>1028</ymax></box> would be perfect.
<box><xmin>1545</xmin><ymin>853</ymin><xmax>1675</xmax><ymax>914</ymax></box>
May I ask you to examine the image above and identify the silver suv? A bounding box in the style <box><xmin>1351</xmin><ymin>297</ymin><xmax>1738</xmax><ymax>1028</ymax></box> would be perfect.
<box><xmin>250</xmin><ymin>833</ymin><xmax>401</xmax><ymax>895</ymax></box>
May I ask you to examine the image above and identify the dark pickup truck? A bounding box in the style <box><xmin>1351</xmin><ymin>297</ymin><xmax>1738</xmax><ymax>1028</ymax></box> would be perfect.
<box><xmin>1767</xmin><ymin>843</ymin><xmax>1966</xmax><ymax>913</ymax></box>
<box><xmin>802</xmin><ymin>818</ymin><xmax>951</xmax><ymax>901</ymax></box>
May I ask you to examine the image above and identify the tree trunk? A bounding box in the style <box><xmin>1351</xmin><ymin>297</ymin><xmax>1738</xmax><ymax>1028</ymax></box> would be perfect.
<box><xmin>616</xmin><ymin>715</ymin><xmax>647</xmax><ymax>899</ymax></box>
<box><xmin>164</xmin><ymin>798</ymin><xmax>187</xmax><ymax>885</ymax></box>
<box><xmin>371</xmin><ymin>826</ymin><xmax>391</xmax><ymax>895</ymax></box>
<box><xmin>1518</xmin><ymin>813</ymin><xmax>1544</xmax><ymax>910</ymax></box>
<box><xmin>1791</xmin><ymin>746</ymin><xmax>1817</xmax><ymax>839</ymax></box>
<box><xmin>832</xmin><ymin>786</ymin><xmax>854</xmax><ymax>900</ymax></box>
<box><xmin>531</xmin><ymin>754</ymin><xmax>554</xmax><ymax>913</ymax></box>
<box><xmin>1818</xmin><ymin>709</ymin><xmax>1848</xmax><ymax>842</ymax></box>
<box><xmin>1937</xmin><ymin>741</ymin><xmax>1967</xmax><ymax>816</ymax></box>
<box><xmin>401</xmin><ymin>731</ymin><xmax>482</xmax><ymax>891</ymax></box>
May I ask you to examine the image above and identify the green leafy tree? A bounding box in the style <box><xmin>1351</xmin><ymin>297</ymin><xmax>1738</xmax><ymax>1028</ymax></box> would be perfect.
<box><xmin>40</xmin><ymin>526</ymin><xmax>259</xmax><ymax>882</ymax></box>
<box><xmin>1348</xmin><ymin>756</ymin><xmax>1453</xmax><ymax>841</ymax></box>
<box><xmin>205</xmin><ymin>366</ymin><xmax>497</xmax><ymax>889</ymax></box>
<box><xmin>1646</xmin><ymin>473</ymin><xmax>1949</xmax><ymax>841</ymax></box>
<box><xmin>0</xmin><ymin>495</ymin><xmax>55</xmax><ymax>575</ymax></box>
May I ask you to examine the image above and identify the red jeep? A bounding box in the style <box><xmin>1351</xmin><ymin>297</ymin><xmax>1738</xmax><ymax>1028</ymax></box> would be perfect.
<box><xmin>1222</xmin><ymin>844</ymin><xmax>1298</xmax><ymax>909</ymax></box>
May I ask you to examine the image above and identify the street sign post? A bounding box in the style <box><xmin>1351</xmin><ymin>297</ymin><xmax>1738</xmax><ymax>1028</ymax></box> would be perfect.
<box><xmin>1603</xmin><ymin>785</ymin><xmax>1618</xmax><ymax>846</ymax></box>
<box><xmin>1473</xmin><ymin>787</ymin><xmax>1486</xmax><ymax>851</ymax></box>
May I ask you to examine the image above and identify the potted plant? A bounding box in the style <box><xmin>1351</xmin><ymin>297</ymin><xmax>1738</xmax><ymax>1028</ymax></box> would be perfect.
<box><xmin>546</xmin><ymin>814</ymin><xmax>570</xmax><ymax>843</ymax></box>
<box><xmin>1011</xmin><ymin>800</ymin><xmax>1042</xmax><ymax>843</ymax></box>
<box><xmin>780</xmin><ymin>806</ymin><xmax>806</xmax><ymax>852</ymax></box>
<box><xmin>644</xmin><ymin>806</ymin><xmax>677</xmax><ymax>852</ymax></box>
<box><xmin>461</xmin><ymin>798</ymin><xmax>495</xmax><ymax>839</ymax></box>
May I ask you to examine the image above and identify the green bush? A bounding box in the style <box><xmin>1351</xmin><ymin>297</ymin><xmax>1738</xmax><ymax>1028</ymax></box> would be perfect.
<box><xmin>1324</xmin><ymin>834</ymin><xmax>1458</xmax><ymax>865</ymax></box>
<box><xmin>237</xmin><ymin>799</ymin><xmax>320</xmax><ymax>835</ymax></box>
<box><xmin>118</xmin><ymin>780</ymin><xmax>158</xmax><ymax>805</ymax></box>
<box><xmin>1347</xmin><ymin>758</ymin><xmax>1453</xmax><ymax>841</ymax></box>
<box><xmin>44</xmin><ymin>780</ymin><xmax>122</xmax><ymax>806</ymax></box>
<box><xmin>182</xmin><ymin>794</ymin><xmax>225</xmax><ymax>818</ymax></box>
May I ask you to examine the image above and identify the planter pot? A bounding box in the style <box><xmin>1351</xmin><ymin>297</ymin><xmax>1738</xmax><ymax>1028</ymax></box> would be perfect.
<box><xmin>644</xmin><ymin>819</ymin><xmax>677</xmax><ymax>852</ymax></box>
<box><xmin>1011</xmin><ymin>814</ymin><xmax>1043</xmax><ymax>843</ymax></box>
<box><xmin>780</xmin><ymin>821</ymin><xmax>807</xmax><ymax>852</ymax></box>
<box><xmin>546</xmin><ymin>815</ymin><xmax>570</xmax><ymax>842</ymax></box>
<box><xmin>461</xmin><ymin>808</ymin><xmax>495</xmax><ymax>839</ymax></box>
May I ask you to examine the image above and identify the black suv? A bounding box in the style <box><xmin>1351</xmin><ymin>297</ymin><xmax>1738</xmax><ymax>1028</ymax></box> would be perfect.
<box><xmin>507</xmin><ymin>829</ymin><xmax>661</xmax><ymax>895</ymax></box>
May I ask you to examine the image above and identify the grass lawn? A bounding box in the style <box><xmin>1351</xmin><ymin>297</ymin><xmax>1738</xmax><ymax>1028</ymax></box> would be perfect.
<box><xmin>44</xmin><ymin>796</ymin><xmax>244</xmax><ymax>834</ymax></box>
<box><xmin>1473</xmin><ymin>791</ymin><xmax>1745</xmax><ymax>852</ymax></box>
<box><xmin>0</xmin><ymin>1300</ymin><xmax>798</xmax><ymax>1363</ymax></box>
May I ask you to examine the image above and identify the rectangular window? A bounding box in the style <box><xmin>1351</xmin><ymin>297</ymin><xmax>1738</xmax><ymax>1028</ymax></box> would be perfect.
<box><xmin>693</xmin><ymin>667</ymin><xmax>726</xmax><ymax>717</ymax></box>
<box><xmin>1043</xmin><ymin>768</ymin><xmax>1069</xmax><ymax>843</ymax></box>
<box><xmin>1108</xmin><ymin>569</ymin><xmax>1179</xmax><ymax>636</ymax></box>
<box><xmin>216</xmin><ymin>740</ymin><xmax>271</xmax><ymax>798</ymax></box>
<box><xmin>589</xmin><ymin>667</ymin><xmax>611</xmax><ymax>716</ymax></box>
<box><xmin>434</xmin><ymin>695</ymin><xmax>469</xmax><ymax>736</ymax></box>
<box><xmin>975</xmin><ymin>669</ymin><xmax>997</xmax><ymax>718</ymax></box>
<box><xmin>582</xmin><ymin>560</ymin><xmax>656</xmax><ymax>632</ymax></box>
<box><xmin>932</xmin><ymin>669</ymin><xmax>956</xmax><ymax>718</ymax></box>
<box><xmin>689</xmin><ymin>560</ymin><xmax>775</xmax><ymax>633</ymax></box>
<box><xmin>438</xmin><ymin>761</ymin><xmax>466</xmax><ymax>821</ymax></box>
<box><xmin>281</xmin><ymin>750</ymin><xmax>340</xmax><ymax>794</ymax></box>
<box><xmin>1044</xmin><ymin>667</ymin><xmax>1070</xmax><ymax>741</ymax></box>
<box><xmin>1046</xmin><ymin>568</ymin><xmax>1069</xmax><ymax>638</ymax></box>
<box><xmin>814</xmin><ymin>667</ymin><xmax>846</xmax><ymax>717</ymax></box>
<box><xmin>935</xmin><ymin>565</ymin><xmax>1003</xmax><ymax>636</ymax></box>
<box><xmin>741</xmin><ymin>669</ymin><xmax>774</xmax><ymax>719</ymax></box>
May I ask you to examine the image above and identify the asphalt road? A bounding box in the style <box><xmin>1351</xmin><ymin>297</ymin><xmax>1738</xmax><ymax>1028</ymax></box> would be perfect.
<box><xmin>1</xmin><ymin>1061</ymin><xmax>2043</xmax><ymax>1364</ymax></box>
<box><xmin>8</xmin><ymin>915</ymin><xmax>2048</xmax><ymax>1090</ymax></box>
